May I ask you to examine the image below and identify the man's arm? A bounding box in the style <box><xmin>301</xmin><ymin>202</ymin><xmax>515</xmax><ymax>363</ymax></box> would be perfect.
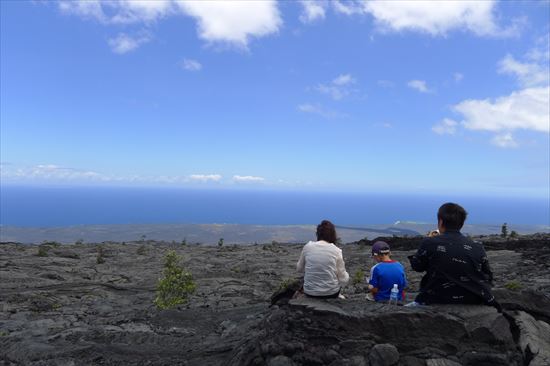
<box><xmin>408</xmin><ymin>240</ymin><xmax>431</xmax><ymax>272</ymax></box>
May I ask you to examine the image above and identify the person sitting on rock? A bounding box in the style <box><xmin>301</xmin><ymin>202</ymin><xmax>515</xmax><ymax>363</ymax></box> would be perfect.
<box><xmin>296</xmin><ymin>220</ymin><xmax>349</xmax><ymax>298</ymax></box>
<box><xmin>408</xmin><ymin>203</ymin><xmax>498</xmax><ymax>307</ymax></box>
<box><xmin>366</xmin><ymin>241</ymin><xmax>407</xmax><ymax>302</ymax></box>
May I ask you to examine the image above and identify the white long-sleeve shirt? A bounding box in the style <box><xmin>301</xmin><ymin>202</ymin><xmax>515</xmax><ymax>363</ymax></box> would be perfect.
<box><xmin>296</xmin><ymin>240</ymin><xmax>350</xmax><ymax>296</ymax></box>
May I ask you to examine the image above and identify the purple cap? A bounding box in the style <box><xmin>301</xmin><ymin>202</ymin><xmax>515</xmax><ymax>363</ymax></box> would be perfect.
<box><xmin>372</xmin><ymin>241</ymin><xmax>391</xmax><ymax>255</ymax></box>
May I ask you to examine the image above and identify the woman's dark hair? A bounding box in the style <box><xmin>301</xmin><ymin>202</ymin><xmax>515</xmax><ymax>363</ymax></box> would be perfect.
<box><xmin>316</xmin><ymin>220</ymin><xmax>337</xmax><ymax>244</ymax></box>
<box><xmin>437</xmin><ymin>202</ymin><xmax>467</xmax><ymax>231</ymax></box>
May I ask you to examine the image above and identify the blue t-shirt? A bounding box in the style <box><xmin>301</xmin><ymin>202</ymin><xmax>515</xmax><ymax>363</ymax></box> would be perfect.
<box><xmin>369</xmin><ymin>261</ymin><xmax>407</xmax><ymax>301</ymax></box>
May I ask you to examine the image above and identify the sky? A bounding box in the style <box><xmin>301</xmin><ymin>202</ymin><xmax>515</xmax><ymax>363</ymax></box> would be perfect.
<box><xmin>1</xmin><ymin>0</ymin><xmax>549</xmax><ymax>198</ymax></box>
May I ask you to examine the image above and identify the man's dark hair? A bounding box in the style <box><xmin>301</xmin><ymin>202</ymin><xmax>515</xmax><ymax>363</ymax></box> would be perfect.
<box><xmin>316</xmin><ymin>220</ymin><xmax>337</xmax><ymax>244</ymax></box>
<box><xmin>437</xmin><ymin>203</ymin><xmax>467</xmax><ymax>231</ymax></box>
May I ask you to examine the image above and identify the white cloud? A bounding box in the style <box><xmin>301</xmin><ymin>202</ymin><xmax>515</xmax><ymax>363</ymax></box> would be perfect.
<box><xmin>491</xmin><ymin>133</ymin><xmax>518</xmax><ymax>148</ymax></box>
<box><xmin>233</xmin><ymin>175</ymin><xmax>265</xmax><ymax>183</ymax></box>
<box><xmin>58</xmin><ymin>0</ymin><xmax>174</xmax><ymax>24</ymax></box>
<box><xmin>189</xmin><ymin>174</ymin><xmax>222</xmax><ymax>182</ymax></box>
<box><xmin>298</xmin><ymin>103</ymin><xmax>343</xmax><ymax>119</ymax></box>
<box><xmin>110</xmin><ymin>0</ymin><xmax>174</xmax><ymax>24</ymax></box>
<box><xmin>316</xmin><ymin>73</ymin><xmax>356</xmax><ymax>100</ymax></box>
<box><xmin>332</xmin><ymin>0</ymin><xmax>363</xmax><ymax>16</ymax></box>
<box><xmin>362</xmin><ymin>0</ymin><xmax>519</xmax><ymax>37</ymax></box>
<box><xmin>181</xmin><ymin>58</ymin><xmax>202</xmax><ymax>71</ymax></box>
<box><xmin>407</xmin><ymin>79</ymin><xmax>431</xmax><ymax>93</ymax></box>
<box><xmin>432</xmin><ymin>118</ymin><xmax>458</xmax><ymax>135</ymax></box>
<box><xmin>58</xmin><ymin>0</ymin><xmax>282</xmax><ymax>49</ymax></box>
<box><xmin>174</xmin><ymin>0</ymin><xmax>281</xmax><ymax>47</ymax></box>
<box><xmin>58</xmin><ymin>0</ymin><xmax>107</xmax><ymax>22</ymax></box>
<box><xmin>0</xmin><ymin>164</ymin><xmax>111</xmax><ymax>182</ymax></box>
<box><xmin>108</xmin><ymin>32</ymin><xmax>151</xmax><ymax>54</ymax></box>
<box><xmin>442</xmin><ymin>41</ymin><xmax>550</xmax><ymax>147</ymax></box>
<box><xmin>454</xmin><ymin>72</ymin><xmax>464</xmax><ymax>83</ymax></box>
<box><xmin>299</xmin><ymin>1</ymin><xmax>326</xmax><ymax>23</ymax></box>
<box><xmin>456</xmin><ymin>87</ymin><xmax>550</xmax><ymax>133</ymax></box>
<box><xmin>498</xmin><ymin>54</ymin><xmax>549</xmax><ymax>88</ymax></box>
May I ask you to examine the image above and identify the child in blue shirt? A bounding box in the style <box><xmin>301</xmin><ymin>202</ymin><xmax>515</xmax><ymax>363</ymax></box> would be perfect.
<box><xmin>367</xmin><ymin>241</ymin><xmax>407</xmax><ymax>302</ymax></box>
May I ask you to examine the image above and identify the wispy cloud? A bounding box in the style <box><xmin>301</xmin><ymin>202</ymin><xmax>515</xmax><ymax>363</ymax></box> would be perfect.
<box><xmin>1</xmin><ymin>164</ymin><xmax>110</xmax><ymax>182</ymax></box>
<box><xmin>297</xmin><ymin>103</ymin><xmax>343</xmax><ymax>119</ymax></box>
<box><xmin>498</xmin><ymin>54</ymin><xmax>549</xmax><ymax>88</ymax></box>
<box><xmin>432</xmin><ymin>119</ymin><xmax>458</xmax><ymax>135</ymax></box>
<box><xmin>108</xmin><ymin>32</ymin><xmax>151</xmax><ymax>54</ymax></box>
<box><xmin>407</xmin><ymin>79</ymin><xmax>432</xmax><ymax>93</ymax></box>
<box><xmin>315</xmin><ymin>73</ymin><xmax>357</xmax><ymax>100</ymax></box>
<box><xmin>454</xmin><ymin>72</ymin><xmax>464</xmax><ymax>83</ymax></box>
<box><xmin>232</xmin><ymin>175</ymin><xmax>265</xmax><ymax>183</ymax></box>
<box><xmin>299</xmin><ymin>0</ymin><xmax>326</xmax><ymax>23</ymax></box>
<box><xmin>491</xmin><ymin>133</ymin><xmax>518</xmax><ymax>148</ymax></box>
<box><xmin>188</xmin><ymin>174</ymin><xmax>222</xmax><ymax>182</ymax></box>
<box><xmin>181</xmin><ymin>58</ymin><xmax>202</xmax><ymax>71</ymax></box>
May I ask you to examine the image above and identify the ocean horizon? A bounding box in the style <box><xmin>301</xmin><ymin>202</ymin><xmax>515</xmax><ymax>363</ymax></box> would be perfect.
<box><xmin>1</xmin><ymin>185</ymin><xmax>548</xmax><ymax>227</ymax></box>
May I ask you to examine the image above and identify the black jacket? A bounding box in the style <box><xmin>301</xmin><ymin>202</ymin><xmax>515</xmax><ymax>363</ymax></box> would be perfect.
<box><xmin>408</xmin><ymin>231</ymin><xmax>495</xmax><ymax>305</ymax></box>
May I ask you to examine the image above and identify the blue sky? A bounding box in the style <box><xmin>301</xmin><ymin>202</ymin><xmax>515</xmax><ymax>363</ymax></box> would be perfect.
<box><xmin>1</xmin><ymin>0</ymin><xmax>549</xmax><ymax>198</ymax></box>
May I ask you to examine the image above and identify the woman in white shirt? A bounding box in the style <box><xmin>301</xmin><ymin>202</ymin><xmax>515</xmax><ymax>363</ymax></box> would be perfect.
<box><xmin>296</xmin><ymin>220</ymin><xmax>350</xmax><ymax>298</ymax></box>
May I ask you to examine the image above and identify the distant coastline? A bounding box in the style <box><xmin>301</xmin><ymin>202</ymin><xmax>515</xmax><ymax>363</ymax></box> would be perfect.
<box><xmin>2</xmin><ymin>222</ymin><xmax>549</xmax><ymax>245</ymax></box>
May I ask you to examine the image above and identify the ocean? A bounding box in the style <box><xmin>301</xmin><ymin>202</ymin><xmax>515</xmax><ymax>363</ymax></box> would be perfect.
<box><xmin>0</xmin><ymin>185</ymin><xmax>548</xmax><ymax>227</ymax></box>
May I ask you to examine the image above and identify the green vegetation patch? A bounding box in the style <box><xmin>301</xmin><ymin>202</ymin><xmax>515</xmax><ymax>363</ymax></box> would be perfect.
<box><xmin>352</xmin><ymin>269</ymin><xmax>366</xmax><ymax>285</ymax></box>
<box><xmin>154</xmin><ymin>250</ymin><xmax>196</xmax><ymax>310</ymax></box>
<box><xmin>504</xmin><ymin>281</ymin><xmax>522</xmax><ymax>291</ymax></box>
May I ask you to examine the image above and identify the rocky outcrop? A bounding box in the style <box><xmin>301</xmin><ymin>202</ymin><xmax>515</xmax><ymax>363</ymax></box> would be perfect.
<box><xmin>1</xmin><ymin>238</ymin><xmax>549</xmax><ymax>365</ymax></box>
<box><xmin>228</xmin><ymin>298</ymin><xmax>539</xmax><ymax>366</ymax></box>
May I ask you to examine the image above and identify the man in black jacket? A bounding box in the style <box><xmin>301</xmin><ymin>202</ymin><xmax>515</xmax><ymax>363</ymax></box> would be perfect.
<box><xmin>408</xmin><ymin>203</ymin><xmax>497</xmax><ymax>306</ymax></box>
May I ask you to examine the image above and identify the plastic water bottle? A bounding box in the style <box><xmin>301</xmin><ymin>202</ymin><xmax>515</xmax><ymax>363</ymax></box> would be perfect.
<box><xmin>389</xmin><ymin>284</ymin><xmax>399</xmax><ymax>305</ymax></box>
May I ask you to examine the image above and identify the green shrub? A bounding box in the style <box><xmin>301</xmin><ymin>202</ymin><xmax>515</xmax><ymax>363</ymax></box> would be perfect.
<box><xmin>154</xmin><ymin>251</ymin><xmax>196</xmax><ymax>309</ymax></box>
<box><xmin>218</xmin><ymin>238</ymin><xmax>224</xmax><ymax>247</ymax></box>
<box><xmin>352</xmin><ymin>269</ymin><xmax>365</xmax><ymax>285</ymax></box>
<box><xmin>505</xmin><ymin>281</ymin><xmax>522</xmax><ymax>291</ymax></box>
<box><xmin>276</xmin><ymin>278</ymin><xmax>295</xmax><ymax>292</ymax></box>
<box><xmin>75</xmin><ymin>238</ymin><xmax>84</xmax><ymax>245</ymax></box>
<box><xmin>181</xmin><ymin>239</ymin><xmax>187</xmax><ymax>246</ymax></box>
<box><xmin>510</xmin><ymin>230</ymin><xmax>518</xmax><ymax>238</ymax></box>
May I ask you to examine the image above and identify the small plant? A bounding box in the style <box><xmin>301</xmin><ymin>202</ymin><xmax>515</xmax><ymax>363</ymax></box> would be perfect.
<box><xmin>510</xmin><ymin>230</ymin><xmax>518</xmax><ymax>238</ymax></box>
<box><xmin>181</xmin><ymin>238</ymin><xmax>187</xmax><ymax>246</ymax></box>
<box><xmin>96</xmin><ymin>246</ymin><xmax>105</xmax><ymax>264</ymax></box>
<box><xmin>352</xmin><ymin>269</ymin><xmax>366</xmax><ymax>285</ymax></box>
<box><xmin>140</xmin><ymin>234</ymin><xmax>147</xmax><ymax>243</ymax></box>
<box><xmin>276</xmin><ymin>278</ymin><xmax>295</xmax><ymax>292</ymax></box>
<box><xmin>154</xmin><ymin>251</ymin><xmax>196</xmax><ymax>309</ymax></box>
<box><xmin>75</xmin><ymin>238</ymin><xmax>84</xmax><ymax>245</ymax></box>
<box><xmin>501</xmin><ymin>223</ymin><xmax>508</xmax><ymax>238</ymax></box>
<box><xmin>218</xmin><ymin>238</ymin><xmax>224</xmax><ymax>247</ymax></box>
<box><xmin>137</xmin><ymin>245</ymin><xmax>148</xmax><ymax>255</ymax></box>
<box><xmin>505</xmin><ymin>281</ymin><xmax>522</xmax><ymax>291</ymax></box>
<box><xmin>37</xmin><ymin>245</ymin><xmax>50</xmax><ymax>257</ymax></box>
